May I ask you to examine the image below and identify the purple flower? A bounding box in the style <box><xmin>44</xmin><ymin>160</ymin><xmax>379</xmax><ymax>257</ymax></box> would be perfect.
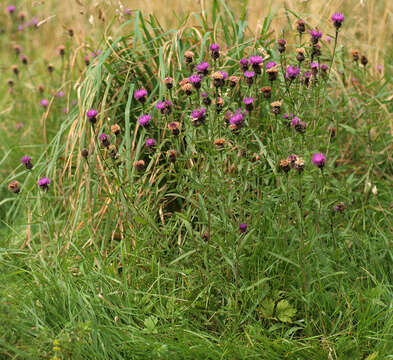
<box><xmin>239</xmin><ymin>223</ymin><xmax>248</xmax><ymax>233</ymax></box>
<box><xmin>196</xmin><ymin>62</ymin><xmax>210</xmax><ymax>73</ymax></box>
<box><xmin>244</xmin><ymin>71</ymin><xmax>255</xmax><ymax>78</ymax></box>
<box><xmin>191</xmin><ymin>108</ymin><xmax>206</xmax><ymax>120</ymax></box>
<box><xmin>87</xmin><ymin>109</ymin><xmax>98</xmax><ymax>119</ymax></box>
<box><xmin>331</xmin><ymin>13</ymin><xmax>345</xmax><ymax>28</ymax></box>
<box><xmin>291</xmin><ymin>117</ymin><xmax>300</xmax><ymax>126</ymax></box>
<box><xmin>325</xmin><ymin>36</ymin><xmax>332</xmax><ymax>43</ymax></box>
<box><xmin>312</xmin><ymin>153</ymin><xmax>326</xmax><ymax>169</ymax></box>
<box><xmin>156</xmin><ymin>100</ymin><xmax>172</xmax><ymax>114</ymax></box>
<box><xmin>146</xmin><ymin>138</ymin><xmax>156</xmax><ymax>148</ymax></box>
<box><xmin>134</xmin><ymin>88</ymin><xmax>148</xmax><ymax>101</ymax></box>
<box><xmin>210</xmin><ymin>43</ymin><xmax>220</xmax><ymax>52</ymax></box>
<box><xmin>138</xmin><ymin>114</ymin><xmax>151</xmax><ymax>127</ymax></box>
<box><xmin>310</xmin><ymin>29</ymin><xmax>323</xmax><ymax>44</ymax></box>
<box><xmin>98</xmin><ymin>133</ymin><xmax>110</xmax><ymax>147</ymax></box>
<box><xmin>377</xmin><ymin>65</ymin><xmax>383</xmax><ymax>72</ymax></box>
<box><xmin>304</xmin><ymin>71</ymin><xmax>312</xmax><ymax>78</ymax></box>
<box><xmin>40</xmin><ymin>99</ymin><xmax>49</xmax><ymax>108</ymax></box>
<box><xmin>240</xmin><ymin>58</ymin><xmax>249</xmax><ymax>66</ymax></box>
<box><xmin>21</xmin><ymin>156</ymin><xmax>33</xmax><ymax>170</ymax></box>
<box><xmin>189</xmin><ymin>74</ymin><xmax>201</xmax><ymax>84</ymax></box>
<box><xmin>56</xmin><ymin>91</ymin><xmax>65</xmax><ymax>98</ymax></box>
<box><xmin>286</xmin><ymin>66</ymin><xmax>300</xmax><ymax>80</ymax></box>
<box><xmin>311</xmin><ymin>62</ymin><xmax>319</xmax><ymax>69</ymax></box>
<box><xmin>7</xmin><ymin>5</ymin><xmax>16</xmax><ymax>14</ymax></box>
<box><xmin>38</xmin><ymin>177</ymin><xmax>50</xmax><ymax>190</ymax></box>
<box><xmin>21</xmin><ymin>156</ymin><xmax>31</xmax><ymax>164</ymax></box>
<box><xmin>320</xmin><ymin>64</ymin><xmax>329</xmax><ymax>71</ymax></box>
<box><xmin>243</xmin><ymin>97</ymin><xmax>254</xmax><ymax>105</ymax></box>
<box><xmin>283</xmin><ymin>113</ymin><xmax>294</xmax><ymax>120</ymax></box>
<box><xmin>123</xmin><ymin>8</ymin><xmax>132</xmax><ymax>15</ymax></box>
<box><xmin>249</xmin><ymin>55</ymin><xmax>263</xmax><ymax>65</ymax></box>
<box><xmin>90</xmin><ymin>49</ymin><xmax>102</xmax><ymax>58</ymax></box>
<box><xmin>266</xmin><ymin>61</ymin><xmax>276</xmax><ymax>70</ymax></box>
<box><xmin>230</xmin><ymin>110</ymin><xmax>246</xmax><ymax>126</ymax></box>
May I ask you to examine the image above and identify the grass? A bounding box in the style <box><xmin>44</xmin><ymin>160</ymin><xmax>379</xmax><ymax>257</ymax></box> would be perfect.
<box><xmin>1</xmin><ymin>1</ymin><xmax>393</xmax><ymax>359</ymax></box>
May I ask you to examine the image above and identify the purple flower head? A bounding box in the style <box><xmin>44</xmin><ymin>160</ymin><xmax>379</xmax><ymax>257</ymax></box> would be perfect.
<box><xmin>249</xmin><ymin>55</ymin><xmax>263</xmax><ymax>65</ymax></box>
<box><xmin>266</xmin><ymin>61</ymin><xmax>277</xmax><ymax>70</ymax></box>
<box><xmin>320</xmin><ymin>64</ymin><xmax>329</xmax><ymax>71</ymax></box>
<box><xmin>134</xmin><ymin>88</ymin><xmax>148</xmax><ymax>101</ymax></box>
<box><xmin>31</xmin><ymin>18</ymin><xmax>39</xmax><ymax>26</ymax></box>
<box><xmin>310</xmin><ymin>29</ymin><xmax>323</xmax><ymax>43</ymax></box>
<box><xmin>189</xmin><ymin>74</ymin><xmax>201</xmax><ymax>84</ymax></box>
<box><xmin>210</xmin><ymin>43</ymin><xmax>220</xmax><ymax>52</ymax></box>
<box><xmin>196</xmin><ymin>62</ymin><xmax>210</xmax><ymax>72</ymax></box>
<box><xmin>331</xmin><ymin>13</ymin><xmax>345</xmax><ymax>26</ymax></box>
<box><xmin>40</xmin><ymin>99</ymin><xmax>49</xmax><ymax>108</ymax></box>
<box><xmin>312</xmin><ymin>153</ymin><xmax>326</xmax><ymax>169</ymax></box>
<box><xmin>123</xmin><ymin>8</ymin><xmax>132</xmax><ymax>15</ymax></box>
<box><xmin>304</xmin><ymin>71</ymin><xmax>312</xmax><ymax>78</ymax></box>
<box><xmin>325</xmin><ymin>36</ymin><xmax>332</xmax><ymax>43</ymax></box>
<box><xmin>291</xmin><ymin>117</ymin><xmax>300</xmax><ymax>126</ymax></box>
<box><xmin>21</xmin><ymin>156</ymin><xmax>31</xmax><ymax>165</ymax></box>
<box><xmin>191</xmin><ymin>108</ymin><xmax>206</xmax><ymax>120</ymax></box>
<box><xmin>7</xmin><ymin>5</ymin><xmax>16</xmax><ymax>14</ymax></box>
<box><xmin>156</xmin><ymin>100</ymin><xmax>172</xmax><ymax>110</ymax></box>
<box><xmin>38</xmin><ymin>177</ymin><xmax>50</xmax><ymax>190</ymax></box>
<box><xmin>138</xmin><ymin>114</ymin><xmax>151</xmax><ymax>127</ymax></box>
<box><xmin>244</xmin><ymin>70</ymin><xmax>255</xmax><ymax>78</ymax></box>
<box><xmin>239</xmin><ymin>223</ymin><xmax>248</xmax><ymax>233</ymax></box>
<box><xmin>240</xmin><ymin>58</ymin><xmax>249</xmax><ymax>66</ymax></box>
<box><xmin>230</xmin><ymin>110</ymin><xmax>246</xmax><ymax>126</ymax></box>
<box><xmin>311</xmin><ymin>62</ymin><xmax>319</xmax><ymax>69</ymax></box>
<box><xmin>286</xmin><ymin>66</ymin><xmax>300</xmax><ymax>80</ymax></box>
<box><xmin>377</xmin><ymin>65</ymin><xmax>383</xmax><ymax>72</ymax></box>
<box><xmin>243</xmin><ymin>97</ymin><xmax>254</xmax><ymax>105</ymax></box>
<box><xmin>146</xmin><ymin>138</ymin><xmax>156</xmax><ymax>148</ymax></box>
<box><xmin>56</xmin><ymin>91</ymin><xmax>65</xmax><ymax>98</ymax></box>
<box><xmin>87</xmin><ymin>109</ymin><xmax>98</xmax><ymax>118</ymax></box>
<box><xmin>99</xmin><ymin>133</ymin><xmax>109</xmax><ymax>142</ymax></box>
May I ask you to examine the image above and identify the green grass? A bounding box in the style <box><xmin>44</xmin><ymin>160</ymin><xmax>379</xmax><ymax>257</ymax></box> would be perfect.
<box><xmin>1</xmin><ymin>2</ymin><xmax>393</xmax><ymax>359</ymax></box>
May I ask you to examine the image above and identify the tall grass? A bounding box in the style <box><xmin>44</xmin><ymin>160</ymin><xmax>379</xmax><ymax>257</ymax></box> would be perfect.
<box><xmin>1</xmin><ymin>1</ymin><xmax>393</xmax><ymax>359</ymax></box>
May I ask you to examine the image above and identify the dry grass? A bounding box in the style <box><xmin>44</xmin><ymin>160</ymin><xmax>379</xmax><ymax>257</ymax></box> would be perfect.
<box><xmin>33</xmin><ymin>0</ymin><xmax>391</xmax><ymax>67</ymax></box>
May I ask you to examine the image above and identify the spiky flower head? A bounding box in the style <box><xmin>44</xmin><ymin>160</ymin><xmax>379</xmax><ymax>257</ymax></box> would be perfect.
<box><xmin>239</xmin><ymin>223</ymin><xmax>248</xmax><ymax>233</ymax></box>
<box><xmin>40</xmin><ymin>99</ymin><xmax>49</xmax><ymax>108</ymax></box>
<box><xmin>134</xmin><ymin>88</ymin><xmax>148</xmax><ymax>101</ymax></box>
<box><xmin>266</xmin><ymin>61</ymin><xmax>277</xmax><ymax>70</ymax></box>
<box><xmin>38</xmin><ymin>177</ymin><xmax>51</xmax><ymax>190</ymax></box>
<box><xmin>138</xmin><ymin>114</ymin><xmax>151</xmax><ymax>127</ymax></box>
<box><xmin>310</xmin><ymin>29</ymin><xmax>323</xmax><ymax>44</ymax></box>
<box><xmin>331</xmin><ymin>13</ymin><xmax>345</xmax><ymax>28</ymax></box>
<box><xmin>312</xmin><ymin>153</ymin><xmax>326</xmax><ymax>169</ymax></box>
<box><xmin>87</xmin><ymin>109</ymin><xmax>98</xmax><ymax>119</ymax></box>
<box><xmin>210</xmin><ymin>43</ymin><xmax>220</xmax><ymax>52</ymax></box>
<box><xmin>249</xmin><ymin>55</ymin><xmax>263</xmax><ymax>65</ymax></box>
<box><xmin>285</xmin><ymin>66</ymin><xmax>300</xmax><ymax>80</ymax></box>
<box><xmin>146</xmin><ymin>138</ymin><xmax>156</xmax><ymax>148</ymax></box>
<box><xmin>21</xmin><ymin>156</ymin><xmax>31</xmax><ymax>165</ymax></box>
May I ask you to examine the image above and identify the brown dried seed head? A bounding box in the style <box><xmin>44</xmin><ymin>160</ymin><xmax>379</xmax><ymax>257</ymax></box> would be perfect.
<box><xmin>296</xmin><ymin>47</ymin><xmax>306</xmax><ymax>54</ymax></box>
<box><xmin>111</xmin><ymin>124</ymin><xmax>121</xmax><ymax>135</ymax></box>
<box><xmin>8</xmin><ymin>180</ymin><xmax>20</xmax><ymax>193</ymax></box>
<box><xmin>229</xmin><ymin>75</ymin><xmax>240</xmax><ymax>83</ymax></box>
<box><xmin>215</xmin><ymin>97</ymin><xmax>224</xmax><ymax>106</ymax></box>
<box><xmin>179</xmin><ymin>78</ymin><xmax>190</xmax><ymax>87</ymax></box>
<box><xmin>164</xmin><ymin>77</ymin><xmax>173</xmax><ymax>84</ymax></box>
<box><xmin>181</xmin><ymin>83</ymin><xmax>193</xmax><ymax>92</ymax></box>
<box><xmin>270</xmin><ymin>100</ymin><xmax>282</xmax><ymax>107</ymax></box>
<box><xmin>261</xmin><ymin>86</ymin><xmax>272</xmax><ymax>93</ymax></box>
<box><xmin>279</xmin><ymin>159</ymin><xmax>291</xmax><ymax>173</ymax></box>
<box><xmin>214</xmin><ymin>138</ymin><xmax>226</xmax><ymax>148</ymax></box>
<box><xmin>184</xmin><ymin>50</ymin><xmax>194</xmax><ymax>59</ymax></box>
<box><xmin>212</xmin><ymin>71</ymin><xmax>224</xmax><ymax>80</ymax></box>
<box><xmin>266</xmin><ymin>66</ymin><xmax>278</xmax><ymax>73</ymax></box>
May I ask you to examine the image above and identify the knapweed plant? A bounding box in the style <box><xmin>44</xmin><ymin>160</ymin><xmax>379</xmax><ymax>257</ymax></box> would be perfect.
<box><xmin>2</xmin><ymin>2</ymin><xmax>393</xmax><ymax>359</ymax></box>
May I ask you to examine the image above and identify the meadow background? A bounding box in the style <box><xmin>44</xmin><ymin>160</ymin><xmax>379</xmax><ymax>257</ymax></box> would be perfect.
<box><xmin>1</xmin><ymin>0</ymin><xmax>393</xmax><ymax>359</ymax></box>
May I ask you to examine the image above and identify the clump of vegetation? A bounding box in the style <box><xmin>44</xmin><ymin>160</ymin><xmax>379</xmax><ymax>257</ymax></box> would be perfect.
<box><xmin>1</xmin><ymin>1</ymin><xmax>392</xmax><ymax>359</ymax></box>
